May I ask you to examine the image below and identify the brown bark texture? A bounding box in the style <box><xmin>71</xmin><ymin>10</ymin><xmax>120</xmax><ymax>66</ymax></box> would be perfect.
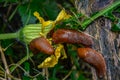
<box><xmin>74</xmin><ymin>0</ymin><xmax>120</xmax><ymax>80</ymax></box>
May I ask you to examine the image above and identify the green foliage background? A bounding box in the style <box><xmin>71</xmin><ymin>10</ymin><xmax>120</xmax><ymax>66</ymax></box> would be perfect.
<box><xmin>0</xmin><ymin>0</ymin><xmax>120</xmax><ymax>80</ymax></box>
<box><xmin>0</xmin><ymin>0</ymin><xmax>90</xmax><ymax>80</ymax></box>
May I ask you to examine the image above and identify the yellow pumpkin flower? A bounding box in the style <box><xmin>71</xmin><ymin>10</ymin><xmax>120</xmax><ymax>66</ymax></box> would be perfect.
<box><xmin>23</xmin><ymin>9</ymin><xmax>71</xmax><ymax>44</ymax></box>
<box><xmin>33</xmin><ymin>11</ymin><xmax>44</xmax><ymax>24</ymax></box>
<box><xmin>33</xmin><ymin>9</ymin><xmax>71</xmax><ymax>29</ymax></box>
<box><xmin>33</xmin><ymin>9</ymin><xmax>70</xmax><ymax>68</ymax></box>
<box><xmin>22</xmin><ymin>9</ymin><xmax>70</xmax><ymax>68</ymax></box>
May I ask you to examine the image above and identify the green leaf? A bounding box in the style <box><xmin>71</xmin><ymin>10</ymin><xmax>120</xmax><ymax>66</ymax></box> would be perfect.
<box><xmin>77</xmin><ymin>74</ymin><xmax>86</xmax><ymax>80</ymax></box>
<box><xmin>22</xmin><ymin>75</ymin><xmax>31</xmax><ymax>80</ymax></box>
<box><xmin>104</xmin><ymin>11</ymin><xmax>116</xmax><ymax>22</ymax></box>
<box><xmin>44</xmin><ymin>0</ymin><xmax>59</xmax><ymax>20</ymax></box>
<box><xmin>1</xmin><ymin>40</ymin><xmax>14</xmax><ymax>56</ymax></box>
<box><xmin>114</xmin><ymin>5</ymin><xmax>120</xmax><ymax>13</ymax></box>
<box><xmin>0</xmin><ymin>0</ymin><xmax>4</xmax><ymax>2</ymax></box>
<box><xmin>70</xmin><ymin>70</ymin><xmax>78</xmax><ymax>80</ymax></box>
<box><xmin>36</xmin><ymin>75</ymin><xmax>46</xmax><ymax>80</ymax></box>
<box><xmin>18</xmin><ymin>0</ymin><xmax>59</xmax><ymax>25</ymax></box>
<box><xmin>24</xmin><ymin>62</ymin><xmax>30</xmax><ymax>73</ymax></box>
<box><xmin>111</xmin><ymin>20</ymin><xmax>120</xmax><ymax>31</ymax></box>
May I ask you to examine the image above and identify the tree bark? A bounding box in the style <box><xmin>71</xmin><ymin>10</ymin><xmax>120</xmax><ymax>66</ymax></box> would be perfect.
<box><xmin>74</xmin><ymin>0</ymin><xmax>120</xmax><ymax>80</ymax></box>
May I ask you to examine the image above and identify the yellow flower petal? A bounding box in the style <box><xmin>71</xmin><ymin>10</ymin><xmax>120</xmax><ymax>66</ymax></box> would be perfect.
<box><xmin>33</xmin><ymin>9</ymin><xmax>71</xmax><ymax>38</ymax></box>
<box><xmin>43</xmin><ymin>21</ymin><xmax>54</xmax><ymax>27</ymax></box>
<box><xmin>34</xmin><ymin>11</ymin><xmax>55</xmax><ymax>30</ymax></box>
<box><xmin>38</xmin><ymin>55</ymin><xmax>57</xmax><ymax>68</ymax></box>
<box><xmin>54</xmin><ymin>44</ymin><xmax>63</xmax><ymax>59</ymax></box>
<box><xmin>41</xmin><ymin>22</ymin><xmax>55</xmax><ymax>36</ymax></box>
<box><xmin>64</xmin><ymin>14</ymin><xmax>71</xmax><ymax>19</ymax></box>
<box><xmin>38</xmin><ymin>44</ymin><xmax>63</xmax><ymax>68</ymax></box>
<box><xmin>55</xmin><ymin>9</ymin><xmax>71</xmax><ymax>24</ymax></box>
<box><xmin>47</xmin><ymin>38</ymin><xmax>52</xmax><ymax>45</ymax></box>
<box><xmin>33</xmin><ymin>11</ymin><xmax>45</xmax><ymax>24</ymax></box>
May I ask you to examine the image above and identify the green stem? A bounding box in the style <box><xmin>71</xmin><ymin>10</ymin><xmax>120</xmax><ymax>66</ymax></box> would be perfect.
<box><xmin>0</xmin><ymin>31</ymin><xmax>20</xmax><ymax>40</ymax></box>
<box><xmin>81</xmin><ymin>0</ymin><xmax>120</xmax><ymax>30</ymax></box>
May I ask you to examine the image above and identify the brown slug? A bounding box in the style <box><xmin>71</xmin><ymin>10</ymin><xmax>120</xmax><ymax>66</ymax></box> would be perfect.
<box><xmin>52</xmin><ymin>29</ymin><xmax>93</xmax><ymax>47</ymax></box>
<box><xmin>29</xmin><ymin>37</ymin><xmax>54</xmax><ymax>55</ymax></box>
<box><xmin>77</xmin><ymin>48</ymin><xmax>106</xmax><ymax>78</ymax></box>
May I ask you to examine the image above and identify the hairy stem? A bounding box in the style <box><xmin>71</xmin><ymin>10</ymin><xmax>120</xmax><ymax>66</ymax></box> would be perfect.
<box><xmin>0</xmin><ymin>31</ymin><xmax>20</xmax><ymax>40</ymax></box>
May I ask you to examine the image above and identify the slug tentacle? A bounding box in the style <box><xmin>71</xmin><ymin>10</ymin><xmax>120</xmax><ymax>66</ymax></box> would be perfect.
<box><xmin>29</xmin><ymin>37</ymin><xmax>54</xmax><ymax>55</ymax></box>
<box><xmin>52</xmin><ymin>29</ymin><xmax>93</xmax><ymax>47</ymax></box>
<box><xmin>77</xmin><ymin>48</ymin><xmax>106</xmax><ymax>78</ymax></box>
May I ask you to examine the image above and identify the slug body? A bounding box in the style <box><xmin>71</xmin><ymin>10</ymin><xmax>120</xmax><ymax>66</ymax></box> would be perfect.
<box><xmin>52</xmin><ymin>29</ymin><xmax>93</xmax><ymax>47</ymax></box>
<box><xmin>77</xmin><ymin>48</ymin><xmax>106</xmax><ymax>78</ymax></box>
<box><xmin>29</xmin><ymin>37</ymin><xmax>54</xmax><ymax>55</ymax></box>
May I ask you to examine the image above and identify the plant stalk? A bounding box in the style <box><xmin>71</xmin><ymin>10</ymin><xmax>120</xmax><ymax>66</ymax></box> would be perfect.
<box><xmin>81</xmin><ymin>0</ymin><xmax>120</xmax><ymax>30</ymax></box>
<box><xmin>0</xmin><ymin>31</ymin><xmax>20</xmax><ymax>40</ymax></box>
<box><xmin>0</xmin><ymin>45</ymin><xmax>11</xmax><ymax>80</ymax></box>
